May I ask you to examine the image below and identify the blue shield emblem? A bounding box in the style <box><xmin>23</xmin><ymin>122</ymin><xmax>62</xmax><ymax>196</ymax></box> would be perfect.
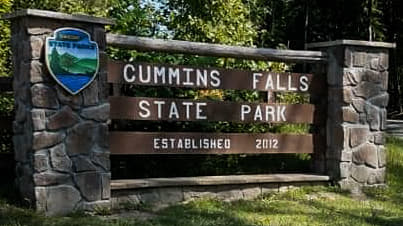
<box><xmin>45</xmin><ymin>28</ymin><xmax>99</xmax><ymax>95</ymax></box>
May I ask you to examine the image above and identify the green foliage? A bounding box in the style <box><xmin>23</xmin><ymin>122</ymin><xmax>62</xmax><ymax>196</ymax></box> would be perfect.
<box><xmin>0</xmin><ymin>0</ymin><xmax>12</xmax><ymax>77</ymax></box>
<box><xmin>0</xmin><ymin>93</ymin><xmax>13</xmax><ymax>114</ymax></box>
<box><xmin>0</xmin><ymin>93</ymin><xmax>13</xmax><ymax>153</ymax></box>
<box><xmin>109</xmin><ymin>1</ymin><xmax>155</xmax><ymax>37</ymax></box>
<box><xmin>107</xmin><ymin>1</ymin><xmax>174</xmax><ymax>63</ymax></box>
<box><xmin>168</xmin><ymin>0</ymin><xmax>256</xmax><ymax>45</ymax></box>
<box><xmin>0</xmin><ymin>1</ymin><xmax>12</xmax><ymax>153</ymax></box>
<box><xmin>12</xmin><ymin>0</ymin><xmax>113</xmax><ymax>17</ymax></box>
<box><xmin>365</xmin><ymin>0</ymin><xmax>386</xmax><ymax>41</ymax></box>
<box><xmin>246</xmin><ymin>0</ymin><xmax>289</xmax><ymax>48</ymax></box>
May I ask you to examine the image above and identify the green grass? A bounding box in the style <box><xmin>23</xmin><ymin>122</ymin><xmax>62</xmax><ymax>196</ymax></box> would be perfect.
<box><xmin>1</xmin><ymin>137</ymin><xmax>403</xmax><ymax>226</ymax></box>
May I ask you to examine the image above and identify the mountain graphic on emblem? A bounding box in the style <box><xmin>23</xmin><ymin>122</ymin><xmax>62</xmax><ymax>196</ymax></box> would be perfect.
<box><xmin>45</xmin><ymin>28</ymin><xmax>99</xmax><ymax>95</ymax></box>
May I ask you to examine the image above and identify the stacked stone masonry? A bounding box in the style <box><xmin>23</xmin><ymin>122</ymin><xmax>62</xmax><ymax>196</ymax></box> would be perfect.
<box><xmin>111</xmin><ymin>182</ymin><xmax>329</xmax><ymax>210</ymax></box>
<box><xmin>324</xmin><ymin>44</ymin><xmax>390</xmax><ymax>191</ymax></box>
<box><xmin>10</xmin><ymin>16</ymin><xmax>110</xmax><ymax>216</ymax></box>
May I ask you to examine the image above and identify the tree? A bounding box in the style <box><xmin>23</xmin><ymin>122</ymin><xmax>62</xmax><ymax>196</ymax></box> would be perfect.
<box><xmin>0</xmin><ymin>0</ymin><xmax>12</xmax><ymax>76</ymax></box>
<box><xmin>167</xmin><ymin>0</ymin><xmax>256</xmax><ymax>46</ymax></box>
<box><xmin>12</xmin><ymin>0</ymin><xmax>114</xmax><ymax>17</ymax></box>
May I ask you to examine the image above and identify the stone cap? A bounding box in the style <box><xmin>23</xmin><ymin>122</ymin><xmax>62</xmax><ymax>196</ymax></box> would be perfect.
<box><xmin>306</xmin><ymin>40</ymin><xmax>396</xmax><ymax>49</ymax></box>
<box><xmin>2</xmin><ymin>9</ymin><xmax>115</xmax><ymax>25</ymax></box>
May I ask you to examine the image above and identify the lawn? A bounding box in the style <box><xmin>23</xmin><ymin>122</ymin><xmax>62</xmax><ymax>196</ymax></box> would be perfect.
<box><xmin>0</xmin><ymin>137</ymin><xmax>402</xmax><ymax>226</ymax></box>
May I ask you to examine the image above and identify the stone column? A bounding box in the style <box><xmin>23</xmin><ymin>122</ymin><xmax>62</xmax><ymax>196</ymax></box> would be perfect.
<box><xmin>307</xmin><ymin>40</ymin><xmax>394</xmax><ymax>192</ymax></box>
<box><xmin>5</xmin><ymin>9</ymin><xmax>114</xmax><ymax>215</ymax></box>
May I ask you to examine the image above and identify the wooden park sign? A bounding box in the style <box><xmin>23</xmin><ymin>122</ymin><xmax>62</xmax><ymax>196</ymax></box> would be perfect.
<box><xmin>4</xmin><ymin>10</ymin><xmax>391</xmax><ymax>215</ymax></box>
<box><xmin>110</xmin><ymin>132</ymin><xmax>313</xmax><ymax>154</ymax></box>
<box><xmin>109</xmin><ymin>97</ymin><xmax>314</xmax><ymax>123</ymax></box>
<box><xmin>108</xmin><ymin>61</ymin><xmax>312</xmax><ymax>92</ymax></box>
<box><xmin>108</xmin><ymin>60</ymin><xmax>317</xmax><ymax>155</ymax></box>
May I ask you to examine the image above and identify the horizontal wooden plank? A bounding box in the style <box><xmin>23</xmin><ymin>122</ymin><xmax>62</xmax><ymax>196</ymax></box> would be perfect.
<box><xmin>111</xmin><ymin>174</ymin><xmax>330</xmax><ymax>190</ymax></box>
<box><xmin>106</xmin><ymin>34</ymin><xmax>328</xmax><ymax>63</ymax></box>
<box><xmin>110</xmin><ymin>132</ymin><xmax>313</xmax><ymax>155</ymax></box>
<box><xmin>109</xmin><ymin>97</ymin><xmax>314</xmax><ymax>123</ymax></box>
<box><xmin>0</xmin><ymin>77</ymin><xmax>12</xmax><ymax>92</ymax></box>
<box><xmin>108</xmin><ymin>61</ymin><xmax>313</xmax><ymax>92</ymax></box>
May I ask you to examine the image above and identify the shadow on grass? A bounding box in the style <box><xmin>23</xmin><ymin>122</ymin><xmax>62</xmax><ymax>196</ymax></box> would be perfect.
<box><xmin>214</xmin><ymin>193</ymin><xmax>403</xmax><ymax>226</ymax></box>
<box><xmin>182</xmin><ymin>182</ymin><xmax>403</xmax><ymax>226</ymax></box>
<box><xmin>152</xmin><ymin>201</ymin><xmax>256</xmax><ymax>226</ymax></box>
<box><xmin>298</xmin><ymin>196</ymin><xmax>403</xmax><ymax>226</ymax></box>
<box><xmin>0</xmin><ymin>180</ymin><xmax>21</xmax><ymax>207</ymax></box>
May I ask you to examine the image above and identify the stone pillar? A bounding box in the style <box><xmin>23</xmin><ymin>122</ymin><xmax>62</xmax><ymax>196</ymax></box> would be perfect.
<box><xmin>5</xmin><ymin>9</ymin><xmax>114</xmax><ymax>215</ymax></box>
<box><xmin>307</xmin><ymin>40</ymin><xmax>395</xmax><ymax>192</ymax></box>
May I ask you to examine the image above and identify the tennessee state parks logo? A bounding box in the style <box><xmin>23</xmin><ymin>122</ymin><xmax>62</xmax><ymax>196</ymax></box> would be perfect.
<box><xmin>45</xmin><ymin>28</ymin><xmax>99</xmax><ymax>95</ymax></box>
